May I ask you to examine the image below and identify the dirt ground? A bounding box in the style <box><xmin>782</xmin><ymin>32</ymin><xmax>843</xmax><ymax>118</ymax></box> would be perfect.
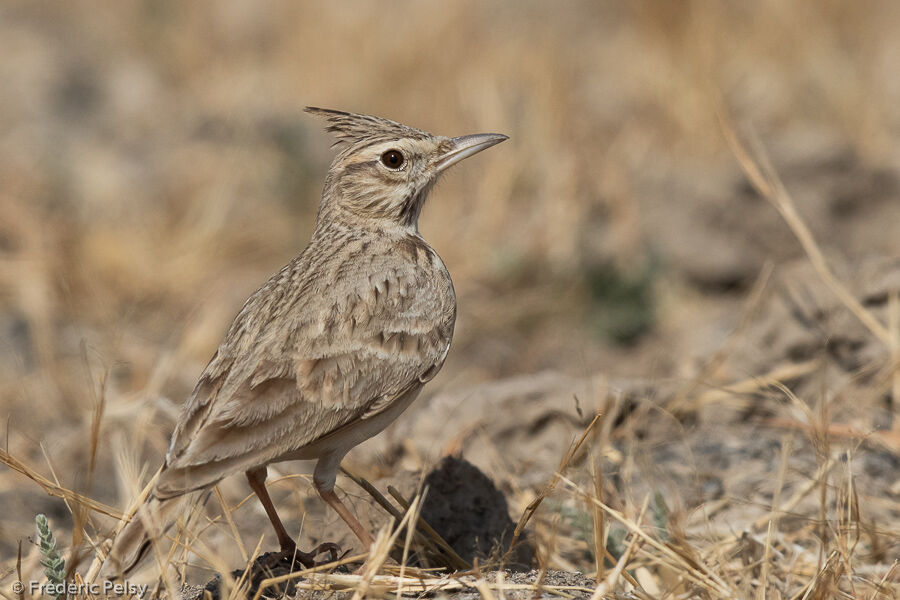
<box><xmin>1</xmin><ymin>2</ymin><xmax>899</xmax><ymax>599</ymax></box>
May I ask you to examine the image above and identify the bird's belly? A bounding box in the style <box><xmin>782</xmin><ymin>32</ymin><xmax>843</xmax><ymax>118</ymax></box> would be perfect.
<box><xmin>277</xmin><ymin>386</ymin><xmax>422</xmax><ymax>462</ymax></box>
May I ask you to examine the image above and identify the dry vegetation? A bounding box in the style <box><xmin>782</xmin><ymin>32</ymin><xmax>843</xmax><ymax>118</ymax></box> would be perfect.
<box><xmin>1</xmin><ymin>1</ymin><xmax>899</xmax><ymax>598</ymax></box>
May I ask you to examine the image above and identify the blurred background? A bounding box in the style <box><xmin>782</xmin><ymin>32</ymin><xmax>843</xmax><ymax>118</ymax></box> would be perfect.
<box><xmin>2</xmin><ymin>0</ymin><xmax>899</xmax><ymax>582</ymax></box>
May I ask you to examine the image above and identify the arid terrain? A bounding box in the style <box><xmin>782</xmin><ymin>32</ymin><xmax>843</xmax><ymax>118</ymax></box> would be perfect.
<box><xmin>1</xmin><ymin>2</ymin><xmax>898</xmax><ymax>598</ymax></box>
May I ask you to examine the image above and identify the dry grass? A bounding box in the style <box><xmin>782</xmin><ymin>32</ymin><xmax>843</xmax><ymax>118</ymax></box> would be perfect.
<box><xmin>2</xmin><ymin>1</ymin><xmax>900</xmax><ymax>598</ymax></box>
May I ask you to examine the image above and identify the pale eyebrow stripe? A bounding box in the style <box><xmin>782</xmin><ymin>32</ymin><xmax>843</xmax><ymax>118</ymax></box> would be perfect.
<box><xmin>342</xmin><ymin>160</ymin><xmax>379</xmax><ymax>174</ymax></box>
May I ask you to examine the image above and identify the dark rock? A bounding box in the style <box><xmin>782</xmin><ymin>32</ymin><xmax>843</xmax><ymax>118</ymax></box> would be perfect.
<box><xmin>420</xmin><ymin>456</ymin><xmax>534</xmax><ymax>569</ymax></box>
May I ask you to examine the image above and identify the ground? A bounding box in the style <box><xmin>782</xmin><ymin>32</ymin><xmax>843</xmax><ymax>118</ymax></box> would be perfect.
<box><xmin>1</xmin><ymin>2</ymin><xmax>899</xmax><ymax>599</ymax></box>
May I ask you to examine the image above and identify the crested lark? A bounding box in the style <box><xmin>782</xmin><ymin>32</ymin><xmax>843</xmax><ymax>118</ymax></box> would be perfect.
<box><xmin>103</xmin><ymin>108</ymin><xmax>507</xmax><ymax>575</ymax></box>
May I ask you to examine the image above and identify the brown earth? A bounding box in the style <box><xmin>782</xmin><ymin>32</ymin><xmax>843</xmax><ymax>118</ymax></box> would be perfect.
<box><xmin>1</xmin><ymin>2</ymin><xmax>899</xmax><ymax>599</ymax></box>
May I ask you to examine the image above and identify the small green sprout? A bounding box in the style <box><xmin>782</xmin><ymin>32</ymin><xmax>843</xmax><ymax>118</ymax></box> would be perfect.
<box><xmin>35</xmin><ymin>514</ymin><xmax>66</xmax><ymax>597</ymax></box>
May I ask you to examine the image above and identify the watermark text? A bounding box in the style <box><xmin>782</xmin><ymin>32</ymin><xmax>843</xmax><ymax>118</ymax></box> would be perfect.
<box><xmin>11</xmin><ymin>580</ymin><xmax>149</xmax><ymax>597</ymax></box>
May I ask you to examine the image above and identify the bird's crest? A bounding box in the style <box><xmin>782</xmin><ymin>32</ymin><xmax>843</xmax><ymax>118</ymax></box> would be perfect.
<box><xmin>304</xmin><ymin>107</ymin><xmax>431</xmax><ymax>148</ymax></box>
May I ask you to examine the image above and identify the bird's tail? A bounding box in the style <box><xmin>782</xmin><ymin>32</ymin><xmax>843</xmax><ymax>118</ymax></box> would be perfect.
<box><xmin>100</xmin><ymin>494</ymin><xmax>186</xmax><ymax>579</ymax></box>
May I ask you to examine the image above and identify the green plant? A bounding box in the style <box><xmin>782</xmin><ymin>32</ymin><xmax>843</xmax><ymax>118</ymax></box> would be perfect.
<box><xmin>584</xmin><ymin>257</ymin><xmax>659</xmax><ymax>345</ymax></box>
<box><xmin>35</xmin><ymin>514</ymin><xmax>66</xmax><ymax>595</ymax></box>
<box><xmin>650</xmin><ymin>491</ymin><xmax>670</xmax><ymax>542</ymax></box>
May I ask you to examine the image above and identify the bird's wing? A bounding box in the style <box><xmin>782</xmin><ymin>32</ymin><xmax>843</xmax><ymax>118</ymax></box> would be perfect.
<box><xmin>157</xmin><ymin>249</ymin><xmax>454</xmax><ymax>496</ymax></box>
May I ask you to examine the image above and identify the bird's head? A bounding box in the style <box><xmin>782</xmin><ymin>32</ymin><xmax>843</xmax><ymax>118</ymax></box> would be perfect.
<box><xmin>305</xmin><ymin>107</ymin><xmax>507</xmax><ymax>231</ymax></box>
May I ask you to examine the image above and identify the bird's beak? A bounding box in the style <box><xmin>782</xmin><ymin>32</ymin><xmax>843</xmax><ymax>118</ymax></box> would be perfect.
<box><xmin>435</xmin><ymin>133</ymin><xmax>508</xmax><ymax>172</ymax></box>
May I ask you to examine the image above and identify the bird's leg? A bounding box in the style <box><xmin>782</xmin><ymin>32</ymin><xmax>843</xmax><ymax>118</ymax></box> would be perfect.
<box><xmin>315</xmin><ymin>483</ymin><xmax>375</xmax><ymax>551</ymax></box>
<box><xmin>313</xmin><ymin>458</ymin><xmax>374</xmax><ymax>575</ymax></box>
<box><xmin>246</xmin><ymin>467</ymin><xmax>296</xmax><ymax>553</ymax></box>
<box><xmin>246</xmin><ymin>467</ymin><xmax>339</xmax><ymax>568</ymax></box>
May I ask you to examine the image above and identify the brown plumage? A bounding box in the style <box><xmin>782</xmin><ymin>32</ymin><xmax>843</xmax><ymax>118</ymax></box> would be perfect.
<box><xmin>102</xmin><ymin>108</ymin><xmax>507</xmax><ymax>576</ymax></box>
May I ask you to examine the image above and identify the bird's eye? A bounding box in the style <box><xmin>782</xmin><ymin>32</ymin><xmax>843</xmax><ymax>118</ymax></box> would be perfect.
<box><xmin>380</xmin><ymin>149</ymin><xmax>405</xmax><ymax>169</ymax></box>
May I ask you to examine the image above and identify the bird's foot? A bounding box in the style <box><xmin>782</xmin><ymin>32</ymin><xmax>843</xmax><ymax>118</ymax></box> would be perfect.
<box><xmin>220</xmin><ymin>543</ymin><xmax>344</xmax><ymax>599</ymax></box>
<box><xmin>263</xmin><ymin>541</ymin><xmax>342</xmax><ymax>571</ymax></box>
<box><xmin>291</xmin><ymin>542</ymin><xmax>342</xmax><ymax>569</ymax></box>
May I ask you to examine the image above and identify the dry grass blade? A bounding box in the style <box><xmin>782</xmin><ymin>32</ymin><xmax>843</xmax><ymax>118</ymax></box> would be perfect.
<box><xmin>474</xmin><ymin>578</ymin><xmax>497</xmax><ymax>600</ymax></box>
<box><xmin>83</xmin><ymin>356</ymin><xmax>107</xmax><ymax>487</ymax></box>
<box><xmin>248</xmin><ymin>494</ymin><xmax>425</xmax><ymax>600</ymax></box>
<box><xmin>717</xmin><ymin>110</ymin><xmax>890</xmax><ymax>346</ymax></box>
<box><xmin>889</xmin><ymin>291</ymin><xmax>900</xmax><ymax>433</ymax></box>
<box><xmin>752</xmin><ymin>457</ymin><xmax>836</xmax><ymax>530</ymax></box>
<box><xmin>242</xmin><ymin>550</ymin><xmax>369</xmax><ymax>600</ymax></box>
<box><xmin>494</xmin><ymin>571</ymin><xmax>507</xmax><ymax>600</ymax></box>
<box><xmin>225</xmin><ymin>536</ymin><xmax>264</xmax><ymax>600</ymax></box>
<box><xmin>590</xmin><ymin>454</ymin><xmax>605</xmax><ymax>585</ymax></box>
<box><xmin>0</xmin><ymin>448</ymin><xmax>123</xmax><ymax>520</ymax></box>
<box><xmin>763</xmin><ymin>418</ymin><xmax>900</xmax><ymax>453</ymax></box>
<box><xmin>797</xmin><ymin>551</ymin><xmax>842</xmax><ymax>600</ymax></box>
<box><xmin>66</xmin><ymin>365</ymin><xmax>109</xmax><ymax>579</ymax></box>
<box><xmin>395</xmin><ymin>485</ymin><xmax>425</xmax><ymax>600</ymax></box>
<box><xmin>36</xmin><ymin>444</ymin><xmax>97</xmax><ymax>581</ymax></box>
<box><xmin>837</xmin><ymin>451</ymin><xmax>861</xmax><ymax>595</ymax></box>
<box><xmin>693</xmin><ymin>359</ymin><xmax>820</xmax><ymax>410</ymax></box>
<box><xmin>592</xmin><ymin>494</ymin><xmax>651</xmax><ymax>599</ymax></box>
<box><xmin>385</xmin><ymin>484</ymin><xmax>470</xmax><ymax>570</ymax></box>
<box><xmin>758</xmin><ymin>435</ymin><xmax>793</xmax><ymax>600</ymax></box>
<box><xmin>560</xmin><ymin>475</ymin><xmax>734</xmax><ymax>598</ymax></box>
<box><xmin>213</xmin><ymin>485</ymin><xmax>248</xmax><ymax>564</ymax></box>
<box><xmin>85</xmin><ymin>466</ymin><xmax>162</xmax><ymax>582</ymax></box>
<box><xmin>866</xmin><ymin>560</ymin><xmax>898</xmax><ymax>600</ymax></box>
<box><xmin>283</xmin><ymin>573</ymin><xmax>596</xmax><ymax>596</ymax></box>
<box><xmin>510</xmin><ymin>413</ymin><xmax>602</xmax><ymax>548</ymax></box>
<box><xmin>341</xmin><ymin>467</ymin><xmax>470</xmax><ymax>570</ymax></box>
<box><xmin>351</xmin><ymin>498</ymin><xmax>419</xmax><ymax>600</ymax></box>
<box><xmin>670</xmin><ymin>260</ymin><xmax>774</xmax><ymax>415</ymax></box>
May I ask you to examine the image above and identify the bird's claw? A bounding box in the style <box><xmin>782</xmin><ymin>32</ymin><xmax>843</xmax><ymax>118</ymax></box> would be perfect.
<box><xmin>265</xmin><ymin>541</ymin><xmax>343</xmax><ymax>570</ymax></box>
<box><xmin>310</xmin><ymin>541</ymin><xmax>341</xmax><ymax>565</ymax></box>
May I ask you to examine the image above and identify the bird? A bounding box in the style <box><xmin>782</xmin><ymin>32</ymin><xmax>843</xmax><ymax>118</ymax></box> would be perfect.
<box><xmin>101</xmin><ymin>107</ymin><xmax>507</xmax><ymax>576</ymax></box>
